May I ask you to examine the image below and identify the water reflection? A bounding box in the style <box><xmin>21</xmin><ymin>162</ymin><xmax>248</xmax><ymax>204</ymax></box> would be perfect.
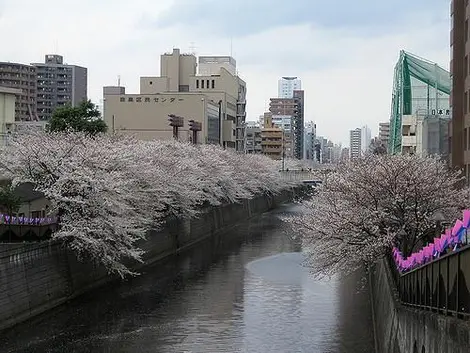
<box><xmin>0</xmin><ymin>204</ymin><xmax>374</xmax><ymax>353</ymax></box>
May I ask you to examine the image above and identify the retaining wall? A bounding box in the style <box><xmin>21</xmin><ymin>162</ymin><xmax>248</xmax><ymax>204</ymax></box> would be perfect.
<box><xmin>0</xmin><ymin>189</ymin><xmax>297</xmax><ymax>331</ymax></box>
<box><xmin>370</xmin><ymin>259</ymin><xmax>470</xmax><ymax>353</ymax></box>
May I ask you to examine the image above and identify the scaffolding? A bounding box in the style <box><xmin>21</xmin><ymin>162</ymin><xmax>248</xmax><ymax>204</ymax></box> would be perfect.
<box><xmin>389</xmin><ymin>51</ymin><xmax>451</xmax><ymax>154</ymax></box>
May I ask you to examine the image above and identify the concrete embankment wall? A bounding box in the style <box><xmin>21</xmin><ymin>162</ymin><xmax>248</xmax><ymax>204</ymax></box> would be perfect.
<box><xmin>370</xmin><ymin>259</ymin><xmax>470</xmax><ymax>353</ymax></box>
<box><xmin>0</xmin><ymin>189</ymin><xmax>298</xmax><ymax>331</ymax></box>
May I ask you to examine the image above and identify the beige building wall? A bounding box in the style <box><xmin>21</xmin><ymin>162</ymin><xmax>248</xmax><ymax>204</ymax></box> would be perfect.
<box><xmin>0</xmin><ymin>87</ymin><xmax>19</xmax><ymax>130</ymax></box>
<box><xmin>106</xmin><ymin>48</ymin><xmax>246</xmax><ymax>148</ymax></box>
<box><xmin>0</xmin><ymin>87</ymin><xmax>21</xmax><ymax>145</ymax></box>
<box><xmin>104</xmin><ymin>92</ymin><xmax>209</xmax><ymax>142</ymax></box>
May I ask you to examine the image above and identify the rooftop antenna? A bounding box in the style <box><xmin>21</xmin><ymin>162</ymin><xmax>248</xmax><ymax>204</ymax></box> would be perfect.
<box><xmin>117</xmin><ymin>75</ymin><xmax>121</xmax><ymax>87</ymax></box>
<box><xmin>230</xmin><ymin>37</ymin><xmax>233</xmax><ymax>57</ymax></box>
<box><xmin>189</xmin><ymin>42</ymin><xmax>197</xmax><ymax>55</ymax></box>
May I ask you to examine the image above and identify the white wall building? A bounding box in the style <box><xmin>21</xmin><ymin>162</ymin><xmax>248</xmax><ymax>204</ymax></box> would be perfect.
<box><xmin>350</xmin><ymin>128</ymin><xmax>362</xmax><ymax>159</ymax></box>
<box><xmin>360</xmin><ymin>126</ymin><xmax>371</xmax><ymax>154</ymax></box>
<box><xmin>278</xmin><ymin>77</ymin><xmax>301</xmax><ymax>98</ymax></box>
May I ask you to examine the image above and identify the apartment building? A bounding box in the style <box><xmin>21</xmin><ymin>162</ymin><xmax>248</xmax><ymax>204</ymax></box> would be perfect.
<box><xmin>244</xmin><ymin>124</ymin><xmax>262</xmax><ymax>154</ymax></box>
<box><xmin>350</xmin><ymin>128</ymin><xmax>362</xmax><ymax>160</ymax></box>
<box><xmin>31</xmin><ymin>55</ymin><xmax>87</xmax><ymax>120</ymax></box>
<box><xmin>109</xmin><ymin>48</ymin><xmax>246</xmax><ymax>150</ymax></box>
<box><xmin>261</xmin><ymin>112</ymin><xmax>283</xmax><ymax>160</ymax></box>
<box><xmin>379</xmin><ymin>122</ymin><xmax>390</xmax><ymax>150</ymax></box>
<box><xmin>0</xmin><ymin>63</ymin><xmax>37</xmax><ymax>121</ymax></box>
<box><xmin>269</xmin><ymin>91</ymin><xmax>304</xmax><ymax>159</ymax></box>
<box><xmin>278</xmin><ymin>77</ymin><xmax>301</xmax><ymax>98</ymax></box>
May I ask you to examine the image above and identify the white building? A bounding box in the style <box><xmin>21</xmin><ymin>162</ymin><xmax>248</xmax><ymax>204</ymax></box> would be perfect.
<box><xmin>304</xmin><ymin>122</ymin><xmax>316</xmax><ymax>161</ymax></box>
<box><xmin>360</xmin><ymin>126</ymin><xmax>371</xmax><ymax>154</ymax></box>
<box><xmin>350</xmin><ymin>128</ymin><xmax>362</xmax><ymax>160</ymax></box>
<box><xmin>198</xmin><ymin>56</ymin><xmax>236</xmax><ymax>76</ymax></box>
<box><xmin>278</xmin><ymin>77</ymin><xmax>301</xmax><ymax>98</ymax></box>
<box><xmin>401</xmin><ymin>111</ymin><xmax>449</xmax><ymax>158</ymax></box>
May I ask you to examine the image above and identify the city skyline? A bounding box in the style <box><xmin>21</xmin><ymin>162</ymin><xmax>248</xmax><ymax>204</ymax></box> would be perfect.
<box><xmin>0</xmin><ymin>0</ymin><xmax>448</xmax><ymax>146</ymax></box>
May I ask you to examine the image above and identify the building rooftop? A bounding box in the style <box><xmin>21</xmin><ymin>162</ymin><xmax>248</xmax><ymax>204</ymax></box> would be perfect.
<box><xmin>0</xmin><ymin>86</ymin><xmax>22</xmax><ymax>95</ymax></box>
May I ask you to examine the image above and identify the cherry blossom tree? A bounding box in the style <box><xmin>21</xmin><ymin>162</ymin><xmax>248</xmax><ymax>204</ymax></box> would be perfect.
<box><xmin>283</xmin><ymin>154</ymin><xmax>470</xmax><ymax>277</ymax></box>
<box><xmin>0</xmin><ymin>131</ymin><xmax>292</xmax><ymax>277</ymax></box>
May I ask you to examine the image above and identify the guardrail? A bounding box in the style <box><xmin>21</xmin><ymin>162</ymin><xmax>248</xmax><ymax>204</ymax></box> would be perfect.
<box><xmin>389</xmin><ymin>245</ymin><xmax>470</xmax><ymax>318</ymax></box>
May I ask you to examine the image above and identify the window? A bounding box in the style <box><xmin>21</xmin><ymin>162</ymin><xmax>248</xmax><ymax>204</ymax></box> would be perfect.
<box><xmin>196</xmin><ymin>79</ymin><xmax>199</xmax><ymax>89</ymax></box>
<box><xmin>207</xmin><ymin>80</ymin><xmax>210</xmax><ymax>88</ymax></box>
<box><xmin>201</xmin><ymin>80</ymin><xmax>204</xmax><ymax>88</ymax></box>
<box><xmin>465</xmin><ymin>56</ymin><xmax>468</xmax><ymax>77</ymax></box>
<box><xmin>128</xmin><ymin>97</ymin><xmax>133</xmax><ymax>102</ymax></box>
<box><xmin>466</xmin><ymin>20</ymin><xmax>469</xmax><ymax>42</ymax></box>
<box><xmin>465</xmin><ymin>128</ymin><xmax>468</xmax><ymax>150</ymax></box>
<box><xmin>212</xmin><ymin>79</ymin><xmax>215</xmax><ymax>89</ymax></box>
<box><xmin>136</xmin><ymin>97</ymin><xmax>142</xmax><ymax>102</ymax></box>
<box><xmin>465</xmin><ymin>91</ymin><xmax>468</xmax><ymax>114</ymax></box>
<box><xmin>120</xmin><ymin>97</ymin><xmax>125</xmax><ymax>102</ymax></box>
<box><xmin>149</xmin><ymin>81</ymin><xmax>153</xmax><ymax>85</ymax></box>
<box><xmin>144</xmin><ymin>97</ymin><xmax>150</xmax><ymax>102</ymax></box>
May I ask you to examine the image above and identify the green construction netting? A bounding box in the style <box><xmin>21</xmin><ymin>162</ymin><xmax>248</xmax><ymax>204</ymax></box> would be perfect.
<box><xmin>389</xmin><ymin>50</ymin><xmax>451</xmax><ymax>154</ymax></box>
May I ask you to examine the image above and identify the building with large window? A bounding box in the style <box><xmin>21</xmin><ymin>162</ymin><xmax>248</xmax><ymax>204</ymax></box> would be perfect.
<box><xmin>389</xmin><ymin>50</ymin><xmax>450</xmax><ymax>156</ymax></box>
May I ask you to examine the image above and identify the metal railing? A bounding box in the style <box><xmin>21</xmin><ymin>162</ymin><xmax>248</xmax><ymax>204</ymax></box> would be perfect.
<box><xmin>390</xmin><ymin>245</ymin><xmax>470</xmax><ymax>318</ymax></box>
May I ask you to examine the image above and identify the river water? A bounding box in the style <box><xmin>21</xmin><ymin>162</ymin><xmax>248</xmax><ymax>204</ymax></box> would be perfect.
<box><xmin>0</xmin><ymin>204</ymin><xmax>375</xmax><ymax>353</ymax></box>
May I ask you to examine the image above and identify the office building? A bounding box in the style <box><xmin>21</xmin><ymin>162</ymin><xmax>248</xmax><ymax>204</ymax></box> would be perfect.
<box><xmin>379</xmin><ymin>122</ymin><xmax>390</xmax><ymax>150</ymax></box>
<box><xmin>360</xmin><ymin>126</ymin><xmax>371</xmax><ymax>154</ymax></box>
<box><xmin>278</xmin><ymin>77</ymin><xmax>301</xmax><ymax>98</ymax></box>
<box><xmin>0</xmin><ymin>62</ymin><xmax>37</xmax><ymax>121</ymax></box>
<box><xmin>450</xmin><ymin>0</ymin><xmax>470</xmax><ymax>179</ymax></box>
<box><xmin>269</xmin><ymin>90</ymin><xmax>304</xmax><ymax>159</ymax></box>
<box><xmin>389</xmin><ymin>50</ymin><xmax>450</xmax><ymax>155</ymax></box>
<box><xmin>104</xmin><ymin>48</ymin><xmax>246</xmax><ymax>149</ymax></box>
<box><xmin>350</xmin><ymin>128</ymin><xmax>362</xmax><ymax>160</ymax></box>
<box><xmin>304</xmin><ymin>122</ymin><xmax>316</xmax><ymax>161</ymax></box>
<box><xmin>244</xmin><ymin>124</ymin><xmax>262</xmax><ymax>154</ymax></box>
<box><xmin>31</xmin><ymin>54</ymin><xmax>87</xmax><ymax>120</ymax></box>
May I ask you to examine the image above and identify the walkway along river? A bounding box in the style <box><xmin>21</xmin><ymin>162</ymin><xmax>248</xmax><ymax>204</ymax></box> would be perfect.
<box><xmin>0</xmin><ymin>204</ymin><xmax>375</xmax><ymax>353</ymax></box>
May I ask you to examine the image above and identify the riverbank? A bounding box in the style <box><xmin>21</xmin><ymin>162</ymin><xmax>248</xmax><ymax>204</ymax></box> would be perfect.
<box><xmin>0</xmin><ymin>188</ymin><xmax>303</xmax><ymax>332</ymax></box>
<box><xmin>1</xmin><ymin>202</ymin><xmax>375</xmax><ymax>353</ymax></box>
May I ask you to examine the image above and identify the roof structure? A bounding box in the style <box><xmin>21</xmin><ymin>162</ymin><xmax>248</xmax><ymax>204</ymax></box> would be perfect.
<box><xmin>389</xmin><ymin>50</ymin><xmax>451</xmax><ymax>154</ymax></box>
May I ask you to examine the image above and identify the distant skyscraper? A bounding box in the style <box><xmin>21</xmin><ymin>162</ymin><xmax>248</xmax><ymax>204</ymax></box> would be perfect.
<box><xmin>278</xmin><ymin>77</ymin><xmax>301</xmax><ymax>98</ymax></box>
<box><xmin>31</xmin><ymin>54</ymin><xmax>87</xmax><ymax>120</ymax></box>
<box><xmin>360</xmin><ymin>126</ymin><xmax>371</xmax><ymax>154</ymax></box>
<box><xmin>350</xmin><ymin>128</ymin><xmax>362</xmax><ymax>160</ymax></box>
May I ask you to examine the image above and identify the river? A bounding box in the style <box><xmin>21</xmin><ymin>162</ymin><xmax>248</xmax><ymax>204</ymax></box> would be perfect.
<box><xmin>0</xmin><ymin>204</ymin><xmax>375</xmax><ymax>352</ymax></box>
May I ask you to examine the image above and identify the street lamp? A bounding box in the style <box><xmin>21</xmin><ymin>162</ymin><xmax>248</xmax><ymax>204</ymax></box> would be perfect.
<box><xmin>188</xmin><ymin>119</ymin><xmax>202</xmax><ymax>144</ymax></box>
<box><xmin>432</xmin><ymin>211</ymin><xmax>445</xmax><ymax>238</ymax></box>
<box><xmin>168</xmin><ymin>114</ymin><xmax>184</xmax><ymax>140</ymax></box>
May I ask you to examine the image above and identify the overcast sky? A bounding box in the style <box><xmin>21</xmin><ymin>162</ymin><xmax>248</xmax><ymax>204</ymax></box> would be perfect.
<box><xmin>1</xmin><ymin>0</ymin><xmax>449</xmax><ymax>146</ymax></box>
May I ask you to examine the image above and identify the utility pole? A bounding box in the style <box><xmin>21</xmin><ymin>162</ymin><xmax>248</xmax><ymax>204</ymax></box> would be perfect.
<box><xmin>282</xmin><ymin>129</ymin><xmax>286</xmax><ymax>171</ymax></box>
<box><xmin>168</xmin><ymin>114</ymin><xmax>184</xmax><ymax>140</ymax></box>
<box><xmin>188</xmin><ymin>120</ymin><xmax>202</xmax><ymax>144</ymax></box>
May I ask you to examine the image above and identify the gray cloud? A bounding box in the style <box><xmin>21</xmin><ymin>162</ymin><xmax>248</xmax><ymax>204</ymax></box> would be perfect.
<box><xmin>142</xmin><ymin>0</ymin><xmax>447</xmax><ymax>37</ymax></box>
